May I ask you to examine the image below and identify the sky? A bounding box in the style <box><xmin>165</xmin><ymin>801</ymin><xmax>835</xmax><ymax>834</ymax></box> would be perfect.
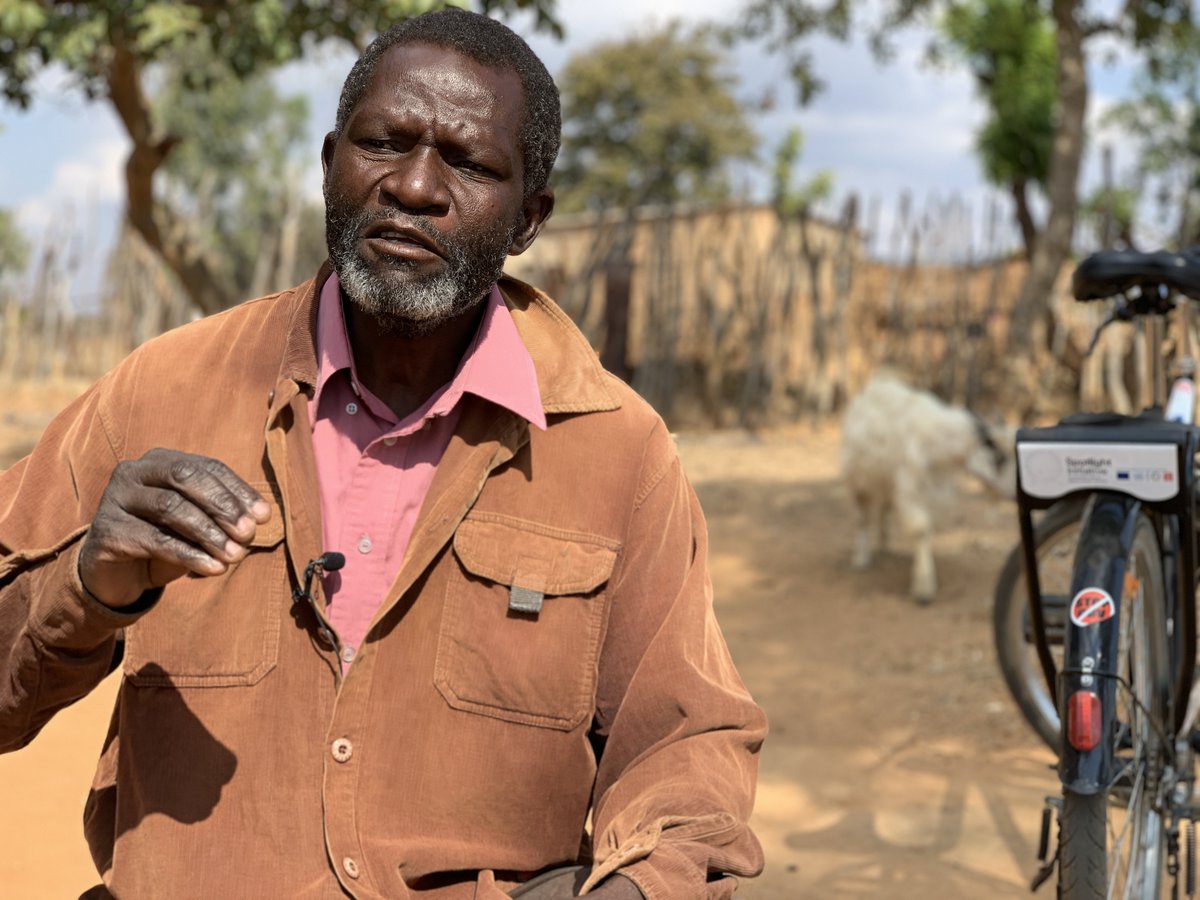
<box><xmin>0</xmin><ymin>0</ymin><xmax>1143</xmax><ymax>308</ymax></box>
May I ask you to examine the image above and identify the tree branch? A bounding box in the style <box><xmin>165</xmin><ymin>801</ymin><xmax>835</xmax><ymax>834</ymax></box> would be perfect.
<box><xmin>106</xmin><ymin>43</ymin><xmax>233</xmax><ymax>315</ymax></box>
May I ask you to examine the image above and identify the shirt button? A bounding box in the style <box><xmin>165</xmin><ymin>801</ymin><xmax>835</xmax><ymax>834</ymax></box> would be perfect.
<box><xmin>341</xmin><ymin>645</ymin><xmax>357</xmax><ymax>664</ymax></box>
<box><xmin>342</xmin><ymin>856</ymin><xmax>360</xmax><ymax>879</ymax></box>
<box><xmin>332</xmin><ymin>738</ymin><xmax>353</xmax><ymax>763</ymax></box>
<box><xmin>357</xmin><ymin>535</ymin><xmax>373</xmax><ymax>554</ymax></box>
<box><xmin>383</xmin><ymin>436</ymin><xmax>397</xmax><ymax>447</ymax></box>
<box><xmin>346</xmin><ymin>402</ymin><xmax>359</xmax><ymax>415</ymax></box>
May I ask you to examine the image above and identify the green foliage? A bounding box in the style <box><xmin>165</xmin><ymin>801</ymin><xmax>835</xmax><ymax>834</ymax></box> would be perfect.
<box><xmin>770</xmin><ymin>128</ymin><xmax>834</xmax><ymax>217</ymax></box>
<box><xmin>0</xmin><ymin>0</ymin><xmax>561</xmax><ymax>109</ymax></box>
<box><xmin>727</xmin><ymin>0</ymin><xmax>1195</xmax><ymax>105</ymax></box>
<box><xmin>937</xmin><ymin>0</ymin><xmax>1056</xmax><ymax>191</ymax></box>
<box><xmin>153</xmin><ymin>42</ymin><xmax>318</xmax><ymax>296</ymax></box>
<box><xmin>1104</xmin><ymin>28</ymin><xmax>1200</xmax><ymax>243</ymax></box>
<box><xmin>0</xmin><ymin>208</ymin><xmax>28</xmax><ymax>277</ymax></box>
<box><xmin>555</xmin><ymin>23</ymin><xmax>758</xmax><ymax>213</ymax></box>
<box><xmin>1079</xmin><ymin>184</ymin><xmax>1138</xmax><ymax>244</ymax></box>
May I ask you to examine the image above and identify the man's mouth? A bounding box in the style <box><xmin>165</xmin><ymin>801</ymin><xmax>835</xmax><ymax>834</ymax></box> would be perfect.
<box><xmin>362</xmin><ymin>221</ymin><xmax>445</xmax><ymax>260</ymax></box>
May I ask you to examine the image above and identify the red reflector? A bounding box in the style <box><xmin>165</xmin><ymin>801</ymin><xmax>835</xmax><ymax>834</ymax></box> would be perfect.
<box><xmin>1068</xmin><ymin>690</ymin><xmax>1102</xmax><ymax>751</ymax></box>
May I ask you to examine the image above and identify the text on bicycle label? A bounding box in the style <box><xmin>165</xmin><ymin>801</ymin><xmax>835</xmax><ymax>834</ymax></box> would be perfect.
<box><xmin>1017</xmin><ymin>442</ymin><xmax>1179</xmax><ymax>502</ymax></box>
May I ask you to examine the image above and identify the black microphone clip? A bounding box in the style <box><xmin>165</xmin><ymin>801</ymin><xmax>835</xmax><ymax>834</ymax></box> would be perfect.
<box><xmin>292</xmin><ymin>551</ymin><xmax>346</xmax><ymax>607</ymax></box>
<box><xmin>292</xmin><ymin>552</ymin><xmax>347</xmax><ymax>652</ymax></box>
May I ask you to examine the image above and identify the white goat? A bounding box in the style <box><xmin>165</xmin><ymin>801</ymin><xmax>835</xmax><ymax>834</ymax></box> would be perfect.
<box><xmin>840</xmin><ymin>372</ymin><xmax>1015</xmax><ymax>604</ymax></box>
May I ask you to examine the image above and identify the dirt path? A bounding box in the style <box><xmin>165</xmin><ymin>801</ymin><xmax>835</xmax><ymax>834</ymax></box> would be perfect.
<box><xmin>0</xmin><ymin>389</ymin><xmax>1055</xmax><ymax>899</ymax></box>
<box><xmin>676</xmin><ymin>427</ymin><xmax>1053</xmax><ymax>898</ymax></box>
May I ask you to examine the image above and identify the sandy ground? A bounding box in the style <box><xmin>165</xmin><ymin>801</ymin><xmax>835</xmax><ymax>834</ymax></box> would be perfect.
<box><xmin>0</xmin><ymin>384</ymin><xmax>1056</xmax><ymax>899</ymax></box>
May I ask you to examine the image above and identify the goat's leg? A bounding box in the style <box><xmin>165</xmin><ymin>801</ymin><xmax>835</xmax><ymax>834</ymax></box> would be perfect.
<box><xmin>896</xmin><ymin>473</ymin><xmax>937</xmax><ymax>603</ymax></box>
<box><xmin>877</xmin><ymin>497</ymin><xmax>892</xmax><ymax>553</ymax></box>
<box><xmin>851</xmin><ymin>490</ymin><xmax>875</xmax><ymax>570</ymax></box>
<box><xmin>910</xmin><ymin>523</ymin><xmax>937</xmax><ymax>604</ymax></box>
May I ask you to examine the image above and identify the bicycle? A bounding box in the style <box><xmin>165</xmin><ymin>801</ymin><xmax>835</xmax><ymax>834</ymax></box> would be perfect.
<box><xmin>993</xmin><ymin>248</ymin><xmax>1200</xmax><ymax>898</ymax></box>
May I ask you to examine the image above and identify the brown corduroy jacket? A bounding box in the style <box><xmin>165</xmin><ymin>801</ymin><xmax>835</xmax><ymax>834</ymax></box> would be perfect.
<box><xmin>0</xmin><ymin>266</ymin><xmax>766</xmax><ymax>900</ymax></box>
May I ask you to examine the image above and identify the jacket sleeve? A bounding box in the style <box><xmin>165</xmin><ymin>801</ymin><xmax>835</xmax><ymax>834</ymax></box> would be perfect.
<box><xmin>583</xmin><ymin>420</ymin><xmax>767</xmax><ymax>899</ymax></box>
<box><xmin>0</xmin><ymin>375</ymin><xmax>148</xmax><ymax>753</ymax></box>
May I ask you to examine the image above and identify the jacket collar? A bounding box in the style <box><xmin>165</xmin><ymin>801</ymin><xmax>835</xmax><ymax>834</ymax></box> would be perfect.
<box><xmin>276</xmin><ymin>263</ymin><xmax>622</xmax><ymax>418</ymax></box>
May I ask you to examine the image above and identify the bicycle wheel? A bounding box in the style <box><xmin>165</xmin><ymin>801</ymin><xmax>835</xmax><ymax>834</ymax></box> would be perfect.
<box><xmin>1058</xmin><ymin>512</ymin><xmax>1170</xmax><ymax>900</ymax></box>
<box><xmin>993</xmin><ymin>496</ymin><xmax>1087</xmax><ymax>749</ymax></box>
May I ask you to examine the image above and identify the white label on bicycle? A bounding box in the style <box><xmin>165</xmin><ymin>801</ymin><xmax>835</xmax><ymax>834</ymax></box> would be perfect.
<box><xmin>1017</xmin><ymin>442</ymin><xmax>1180</xmax><ymax>501</ymax></box>
<box><xmin>1070</xmin><ymin>587</ymin><xmax>1116</xmax><ymax>628</ymax></box>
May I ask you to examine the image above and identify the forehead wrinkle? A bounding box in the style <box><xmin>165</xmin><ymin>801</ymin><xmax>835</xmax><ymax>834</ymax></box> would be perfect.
<box><xmin>358</xmin><ymin>55</ymin><xmax>522</xmax><ymax>153</ymax></box>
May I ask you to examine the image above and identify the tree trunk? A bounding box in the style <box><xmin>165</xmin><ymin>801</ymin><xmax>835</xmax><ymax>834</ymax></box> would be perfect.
<box><xmin>107</xmin><ymin>44</ymin><xmax>235</xmax><ymax>316</ymax></box>
<box><xmin>1007</xmin><ymin>0</ymin><xmax>1088</xmax><ymax>357</ymax></box>
<box><xmin>1010</xmin><ymin>176</ymin><xmax>1038</xmax><ymax>260</ymax></box>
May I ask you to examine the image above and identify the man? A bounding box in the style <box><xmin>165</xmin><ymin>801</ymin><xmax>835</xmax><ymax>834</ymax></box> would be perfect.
<box><xmin>0</xmin><ymin>10</ymin><xmax>765</xmax><ymax>899</ymax></box>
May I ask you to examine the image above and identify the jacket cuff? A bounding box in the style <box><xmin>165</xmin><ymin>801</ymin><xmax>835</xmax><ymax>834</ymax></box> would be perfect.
<box><xmin>581</xmin><ymin>812</ymin><xmax>757</xmax><ymax>899</ymax></box>
<box><xmin>26</xmin><ymin>540</ymin><xmax>159</xmax><ymax>650</ymax></box>
<box><xmin>618</xmin><ymin>847</ymin><xmax>735</xmax><ymax>900</ymax></box>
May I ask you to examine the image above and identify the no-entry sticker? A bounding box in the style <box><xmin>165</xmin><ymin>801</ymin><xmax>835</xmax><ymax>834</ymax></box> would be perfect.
<box><xmin>1070</xmin><ymin>587</ymin><xmax>1116</xmax><ymax>627</ymax></box>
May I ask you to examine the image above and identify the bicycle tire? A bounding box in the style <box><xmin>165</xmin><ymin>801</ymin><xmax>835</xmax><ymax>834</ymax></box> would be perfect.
<box><xmin>1057</xmin><ymin>511</ymin><xmax>1170</xmax><ymax>900</ymax></box>
<box><xmin>993</xmin><ymin>496</ymin><xmax>1087</xmax><ymax>750</ymax></box>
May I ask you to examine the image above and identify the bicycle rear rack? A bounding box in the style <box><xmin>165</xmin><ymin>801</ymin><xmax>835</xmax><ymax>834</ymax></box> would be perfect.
<box><xmin>1015</xmin><ymin>413</ymin><xmax>1199</xmax><ymax>722</ymax></box>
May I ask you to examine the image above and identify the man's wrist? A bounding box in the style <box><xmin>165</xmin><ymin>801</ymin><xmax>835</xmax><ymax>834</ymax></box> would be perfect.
<box><xmin>77</xmin><ymin>556</ymin><xmax>161</xmax><ymax>615</ymax></box>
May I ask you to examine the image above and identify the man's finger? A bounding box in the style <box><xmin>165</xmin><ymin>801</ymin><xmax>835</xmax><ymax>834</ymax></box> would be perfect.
<box><xmin>122</xmin><ymin>488</ymin><xmax>249</xmax><ymax>564</ymax></box>
<box><xmin>88</xmin><ymin>515</ymin><xmax>228</xmax><ymax>579</ymax></box>
<box><xmin>137</xmin><ymin>452</ymin><xmax>269</xmax><ymax>538</ymax></box>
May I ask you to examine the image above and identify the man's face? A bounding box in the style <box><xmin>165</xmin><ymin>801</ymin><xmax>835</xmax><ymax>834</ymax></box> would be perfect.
<box><xmin>322</xmin><ymin>43</ymin><xmax>550</xmax><ymax>335</ymax></box>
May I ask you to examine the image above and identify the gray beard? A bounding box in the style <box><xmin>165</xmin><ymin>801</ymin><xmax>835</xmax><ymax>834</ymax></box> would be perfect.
<box><xmin>325</xmin><ymin>203</ymin><xmax>518</xmax><ymax>338</ymax></box>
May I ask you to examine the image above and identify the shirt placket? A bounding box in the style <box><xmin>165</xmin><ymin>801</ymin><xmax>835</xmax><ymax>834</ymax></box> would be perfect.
<box><xmin>334</xmin><ymin>434</ymin><xmax>406</xmax><ymax>665</ymax></box>
<box><xmin>321</xmin><ymin>406</ymin><xmax>528</xmax><ymax>898</ymax></box>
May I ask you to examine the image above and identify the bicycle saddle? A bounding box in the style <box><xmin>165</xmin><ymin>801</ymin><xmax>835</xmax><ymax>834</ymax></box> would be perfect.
<box><xmin>1073</xmin><ymin>248</ymin><xmax>1200</xmax><ymax>302</ymax></box>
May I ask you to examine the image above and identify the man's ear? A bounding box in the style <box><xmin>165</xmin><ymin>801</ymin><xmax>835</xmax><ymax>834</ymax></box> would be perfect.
<box><xmin>321</xmin><ymin>132</ymin><xmax>337</xmax><ymax>181</ymax></box>
<box><xmin>508</xmin><ymin>190</ymin><xmax>555</xmax><ymax>256</ymax></box>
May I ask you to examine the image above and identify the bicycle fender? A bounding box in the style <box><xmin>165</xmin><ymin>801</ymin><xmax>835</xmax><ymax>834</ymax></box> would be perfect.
<box><xmin>1058</xmin><ymin>492</ymin><xmax>1142</xmax><ymax>795</ymax></box>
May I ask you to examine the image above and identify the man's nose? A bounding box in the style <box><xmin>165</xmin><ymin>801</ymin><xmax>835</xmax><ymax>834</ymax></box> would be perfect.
<box><xmin>379</xmin><ymin>147</ymin><xmax>450</xmax><ymax>214</ymax></box>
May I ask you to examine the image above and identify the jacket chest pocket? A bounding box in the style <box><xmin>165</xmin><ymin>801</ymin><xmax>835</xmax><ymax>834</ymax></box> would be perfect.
<box><xmin>434</xmin><ymin>515</ymin><xmax>620</xmax><ymax>731</ymax></box>
<box><xmin>123</xmin><ymin>484</ymin><xmax>287</xmax><ymax>688</ymax></box>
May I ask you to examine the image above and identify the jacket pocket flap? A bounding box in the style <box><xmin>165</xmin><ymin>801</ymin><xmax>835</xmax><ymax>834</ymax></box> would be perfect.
<box><xmin>246</xmin><ymin>482</ymin><xmax>284</xmax><ymax>548</ymax></box>
<box><xmin>453</xmin><ymin>516</ymin><xmax>619</xmax><ymax>595</ymax></box>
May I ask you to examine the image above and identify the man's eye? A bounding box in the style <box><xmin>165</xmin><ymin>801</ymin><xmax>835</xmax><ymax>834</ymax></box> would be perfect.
<box><xmin>456</xmin><ymin>159</ymin><xmax>492</xmax><ymax>175</ymax></box>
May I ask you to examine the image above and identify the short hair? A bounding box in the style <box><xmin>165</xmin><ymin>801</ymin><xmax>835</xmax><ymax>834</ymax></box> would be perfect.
<box><xmin>332</xmin><ymin>9</ymin><xmax>561</xmax><ymax>200</ymax></box>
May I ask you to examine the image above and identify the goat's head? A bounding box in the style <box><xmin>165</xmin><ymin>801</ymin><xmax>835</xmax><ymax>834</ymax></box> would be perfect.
<box><xmin>966</xmin><ymin>414</ymin><xmax>1018</xmax><ymax>499</ymax></box>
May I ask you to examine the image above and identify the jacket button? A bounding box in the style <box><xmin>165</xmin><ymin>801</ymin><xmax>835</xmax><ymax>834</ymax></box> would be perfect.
<box><xmin>332</xmin><ymin>738</ymin><xmax>353</xmax><ymax>763</ymax></box>
<box><xmin>342</xmin><ymin>856</ymin><xmax>360</xmax><ymax>879</ymax></box>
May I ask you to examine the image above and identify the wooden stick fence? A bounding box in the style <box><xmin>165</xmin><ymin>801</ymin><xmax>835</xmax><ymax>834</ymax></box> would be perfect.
<box><xmin>1</xmin><ymin>194</ymin><xmax>1131</xmax><ymax>428</ymax></box>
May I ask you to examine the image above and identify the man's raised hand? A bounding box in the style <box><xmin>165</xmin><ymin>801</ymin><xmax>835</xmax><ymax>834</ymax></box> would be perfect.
<box><xmin>78</xmin><ymin>449</ymin><xmax>271</xmax><ymax>609</ymax></box>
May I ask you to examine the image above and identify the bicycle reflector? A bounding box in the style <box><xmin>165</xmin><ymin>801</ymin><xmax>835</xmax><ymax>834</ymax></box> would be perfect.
<box><xmin>1068</xmin><ymin>690</ymin><xmax>1102</xmax><ymax>751</ymax></box>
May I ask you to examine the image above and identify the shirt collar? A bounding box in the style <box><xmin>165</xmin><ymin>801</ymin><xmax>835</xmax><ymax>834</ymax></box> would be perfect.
<box><xmin>313</xmin><ymin>273</ymin><xmax>547</xmax><ymax>431</ymax></box>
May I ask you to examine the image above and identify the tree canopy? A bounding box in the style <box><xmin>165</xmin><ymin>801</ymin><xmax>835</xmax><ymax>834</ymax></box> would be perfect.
<box><xmin>554</xmin><ymin>23</ymin><xmax>758</xmax><ymax>214</ymax></box>
<box><xmin>1105</xmin><ymin>28</ymin><xmax>1200</xmax><ymax>247</ymax></box>
<box><xmin>0</xmin><ymin>1</ymin><xmax>561</xmax><ymax>108</ymax></box>
<box><xmin>153</xmin><ymin>41</ymin><xmax>325</xmax><ymax>300</ymax></box>
<box><xmin>937</xmin><ymin>0</ymin><xmax>1056</xmax><ymax>257</ymax></box>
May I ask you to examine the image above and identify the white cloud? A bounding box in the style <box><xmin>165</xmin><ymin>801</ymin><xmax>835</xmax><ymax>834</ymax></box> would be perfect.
<box><xmin>15</xmin><ymin>137</ymin><xmax>128</xmax><ymax>236</ymax></box>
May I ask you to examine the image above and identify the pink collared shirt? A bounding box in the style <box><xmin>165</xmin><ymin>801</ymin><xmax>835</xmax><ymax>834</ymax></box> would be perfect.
<box><xmin>309</xmin><ymin>274</ymin><xmax>546</xmax><ymax>666</ymax></box>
